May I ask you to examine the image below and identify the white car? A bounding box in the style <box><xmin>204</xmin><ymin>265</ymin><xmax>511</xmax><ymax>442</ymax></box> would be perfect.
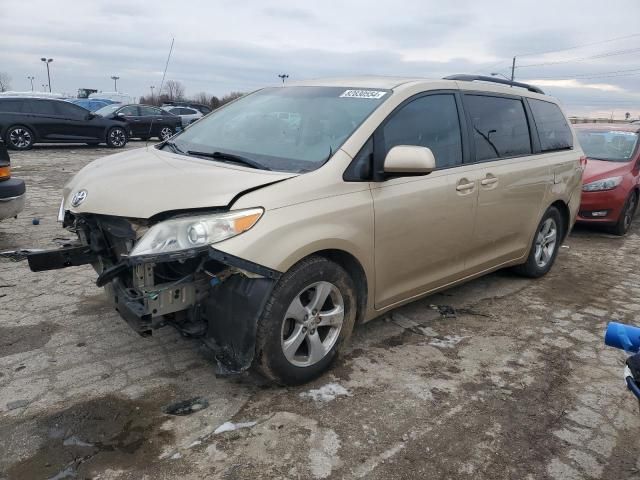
<box><xmin>162</xmin><ymin>106</ymin><xmax>203</xmax><ymax>127</ymax></box>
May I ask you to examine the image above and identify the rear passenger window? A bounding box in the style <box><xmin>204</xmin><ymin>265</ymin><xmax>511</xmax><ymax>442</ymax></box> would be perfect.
<box><xmin>30</xmin><ymin>100</ymin><xmax>57</xmax><ymax>115</ymax></box>
<box><xmin>382</xmin><ymin>94</ymin><xmax>463</xmax><ymax>169</ymax></box>
<box><xmin>528</xmin><ymin>99</ymin><xmax>573</xmax><ymax>151</ymax></box>
<box><xmin>465</xmin><ymin>95</ymin><xmax>531</xmax><ymax>161</ymax></box>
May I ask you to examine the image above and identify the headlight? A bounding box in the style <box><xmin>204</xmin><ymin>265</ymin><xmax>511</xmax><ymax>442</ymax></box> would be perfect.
<box><xmin>129</xmin><ymin>208</ymin><xmax>263</xmax><ymax>257</ymax></box>
<box><xmin>582</xmin><ymin>176</ymin><xmax>623</xmax><ymax>192</ymax></box>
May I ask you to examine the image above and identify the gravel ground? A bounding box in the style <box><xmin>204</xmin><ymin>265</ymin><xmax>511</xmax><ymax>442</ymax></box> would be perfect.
<box><xmin>1</xmin><ymin>142</ymin><xmax>640</xmax><ymax>480</ymax></box>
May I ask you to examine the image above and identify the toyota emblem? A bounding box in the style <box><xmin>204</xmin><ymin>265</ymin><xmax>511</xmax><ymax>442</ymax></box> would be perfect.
<box><xmin>71</xmin><ymin>190</ymin><xmax>88</xmax><ymax>207</ymax></box>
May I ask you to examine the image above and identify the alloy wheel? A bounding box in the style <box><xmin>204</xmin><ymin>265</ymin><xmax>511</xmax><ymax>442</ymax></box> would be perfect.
<box><xmin>160</xmin><ymin>127</ymin><xmax>173</xmax><ymax>140</ymax></box>
<box><xmin>109</xmin><ymin>128</ymin><xmax>126</xmax><ymax>147</ymax></box>
<box><xmin>534</xmin><ymin>218</ymin><xmax>557</xmax><ymax>268</ymax></box>
<box><xmin>9</xmin><ymin>128</ymin><xmax>32</xmax><ymax>149</ymax></box>
<box><xmin>623</xmin><ymin>194</ymin><xmax>637</xmax><ymax>231</ymax></box>
<box><xmin>280</xmin><ymin>281</ymin><xmax>345</xmax><ymax>367</ymax></box>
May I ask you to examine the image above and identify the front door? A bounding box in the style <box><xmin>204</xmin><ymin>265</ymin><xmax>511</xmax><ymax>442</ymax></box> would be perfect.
<box><xmin>372</xmin><ymin>93</ymin><xmax>478</xmax><ymax>308</ymax></box>
<box><xmin>118</xmin><ymin>105</ymin><xmax>143</xmax><ymax>137</ymax></box>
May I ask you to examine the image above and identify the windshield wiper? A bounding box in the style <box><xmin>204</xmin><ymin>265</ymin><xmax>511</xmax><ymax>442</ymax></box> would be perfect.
<box><xmin>161</xmin><ymin>141</ymin><xmax>186</xmax><ymax>154</ymax></box>
<box><xmin>187</xmin><ymin>150</ymin><xmax>270</xmax><ymax>170</ymax></box>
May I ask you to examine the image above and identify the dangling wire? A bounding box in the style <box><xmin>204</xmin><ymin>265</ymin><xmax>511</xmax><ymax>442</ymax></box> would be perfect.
<box><xmin>147</xmin><ymin>37</ymin><xmax>174</xmax><ymax>148</ymax></box>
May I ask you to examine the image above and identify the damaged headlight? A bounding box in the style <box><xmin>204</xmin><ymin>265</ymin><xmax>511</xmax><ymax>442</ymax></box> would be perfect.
<box><xmin>129</xmin><ymin>208</ymin><xmax>263</xmax><ymax>257</ymax></box>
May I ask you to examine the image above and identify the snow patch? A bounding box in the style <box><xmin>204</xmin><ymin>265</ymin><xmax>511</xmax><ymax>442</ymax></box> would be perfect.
<box><xmin>429</xmin><ymin>335</ymin><xmax>465</xmax><ymax>348</ymax></box>
<box><xmin>300</xmin><ymin>383</ymin><xmax>351</xmax><ymax>402</ymax></box>
<box><xmin>213</xmin><ymin>421</ymin><xmax>257</xmax><ymax>435</ymax></box>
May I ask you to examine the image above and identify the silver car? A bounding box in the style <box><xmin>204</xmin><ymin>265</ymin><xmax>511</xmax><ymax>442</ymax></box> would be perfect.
<box><xmin>162</xmin><ymin>106</ymin><xmax>203</xmax><ymax>127</ymax></box>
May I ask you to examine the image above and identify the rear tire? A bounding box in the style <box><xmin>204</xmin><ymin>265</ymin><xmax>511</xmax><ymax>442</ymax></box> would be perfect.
<box><xmin>611</xmin><ymin>191</ymin><xmax>637</xmax><ymax>236</ymax></box>
<box><xmin>106</xmin><ymin>127</ymin><xmax>127</xmax><ymax>148</ymax></box>
<box><xmin>513</xmin><ymin>206</ymin><xmax>564</xmax><ymax>278</ymax></box>
<box><xmin>158</xmin><ymin>126</ymin><xmax>174</xmax><ymax>141</ymax></box>
<box><xmin>255</xmin><ymin>256</ymin><xmax>357</xmax><ymax>385</ymax></box>
<box><xmin>5</xmin><ymin>126</ymin><xmax>34</xmax><ymax>150</ymax></box>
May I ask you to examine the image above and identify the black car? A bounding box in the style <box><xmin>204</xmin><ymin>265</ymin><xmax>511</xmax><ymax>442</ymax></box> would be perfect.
<box><xmin>0</xmin><ymin>97</ymin><xmax>129</xmax><ymax>150</ymax></box>
<box><xmin>95</xmin><ymin>104</ymin><xmax>181</xmax><ymax>141</ymax></box>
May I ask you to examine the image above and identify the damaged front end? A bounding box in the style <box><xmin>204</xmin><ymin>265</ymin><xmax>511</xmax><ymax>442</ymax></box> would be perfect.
<box><xmin>27</xmin><ymin>211</ymin><xmax>280</xmax><ymax>375</ymax></box>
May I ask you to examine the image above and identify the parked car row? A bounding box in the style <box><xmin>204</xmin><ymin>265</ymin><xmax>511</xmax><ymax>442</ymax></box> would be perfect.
<box><xmin>0</xmin><ymin>97</ymin><xmax>182</xmax><ymax>150</ymax></box>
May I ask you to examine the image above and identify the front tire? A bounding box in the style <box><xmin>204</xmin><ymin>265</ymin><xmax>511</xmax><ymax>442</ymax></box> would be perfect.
<box><xmin>611</xmin><ymin>191</ymin><xmax>637</xmax><ymax>236</ymax></box>
<box><xmin>106</xmin><ymin>127</ymin><xmax>127</xmax><ymax>148</ymax></box>
<box><xmin>5</xmin><ymin>126</ymin><xmax>34</xmax><ymax>150</ymax></box>
<box><xmin>255</xmin><ymin>256</ymin><xmax>357</xmax><ymax>385</ymax></box>
<box><xmin>514</xmin><ymin>206</ymin><xmax>564</xmax><ymax>278</ymax></box>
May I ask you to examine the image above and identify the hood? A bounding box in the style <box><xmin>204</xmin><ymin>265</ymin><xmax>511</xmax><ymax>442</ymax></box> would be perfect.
<box><xmin>63</xmin><ymin>146</ymin><xmax>298</xmax><ymax>218</ymax></box>
<box><xmin>583</xmin><ymin>157</ymin><xmax>631</xmax><ymax>184</ymax></box>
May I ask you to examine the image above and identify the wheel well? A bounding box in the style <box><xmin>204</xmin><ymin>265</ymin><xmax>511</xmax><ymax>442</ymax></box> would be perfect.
<box><xmin>313</xmin><ymin>249</ymin><xmax>368</xmax><ymax>324</ymax></box>
<box><xmin>550</xmin><ymin>200</ymin><xmax>570</xmax><ymax>241</ymax></box>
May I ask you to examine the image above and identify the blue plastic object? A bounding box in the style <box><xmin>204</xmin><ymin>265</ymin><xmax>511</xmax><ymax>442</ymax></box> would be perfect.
<box><xmin>604</xmin><ymin>322</ymin><xmax>640</xmax><ymax>353</ymax></box>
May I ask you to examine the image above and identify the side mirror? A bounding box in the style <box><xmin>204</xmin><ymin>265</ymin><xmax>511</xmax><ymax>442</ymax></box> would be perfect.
<box><xmin>86</xmin><ymin>112</ymin><xmax>96</xmax><ymax>120</ymax></box>
<box><xmin>116</xmin><ymin>112</ymin><xmax>125</xmax><ymax>118</ymax></box>
<box><xmin>383</xmin><ymin>145</ymin><xmax>436</xmax><ymax>175</ymax></box>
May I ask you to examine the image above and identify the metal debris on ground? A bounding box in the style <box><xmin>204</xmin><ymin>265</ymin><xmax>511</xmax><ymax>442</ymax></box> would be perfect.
<box><xmin>162</xmin><ymin>397</ymin><xmax>210</xmax><ymax>416</ymax></box>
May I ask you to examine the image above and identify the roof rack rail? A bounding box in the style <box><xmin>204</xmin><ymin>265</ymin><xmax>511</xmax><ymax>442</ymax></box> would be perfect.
<box><xmin>443</xmin><ymin>74</ymin><xmax>545</xmax><ymax>95</ymax></box>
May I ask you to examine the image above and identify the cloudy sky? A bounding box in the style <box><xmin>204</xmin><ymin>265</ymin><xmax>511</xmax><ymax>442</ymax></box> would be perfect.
<box><xmin>1</xmin><ymin>0</ymin><xmax>639</xmax><ymax>118</ymax></box>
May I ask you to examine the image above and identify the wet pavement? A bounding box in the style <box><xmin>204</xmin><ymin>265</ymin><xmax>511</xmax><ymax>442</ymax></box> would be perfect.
<box><xmin>1</xmin><ymin>142</ymin><xmax>639</xmax><ymax>479</ymax></box>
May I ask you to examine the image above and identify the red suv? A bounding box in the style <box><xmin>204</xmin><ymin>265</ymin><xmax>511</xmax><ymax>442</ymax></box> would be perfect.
<box><xmin>576</xmin><ymin>123</ymin><xmax>640</xmax><ymax>235</ymax></box>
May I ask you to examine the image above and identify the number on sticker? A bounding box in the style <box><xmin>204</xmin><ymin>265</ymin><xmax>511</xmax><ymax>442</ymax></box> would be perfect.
<box><xmin>340</xmin><ymin>90</ymin><xmax>387</xmax><ymax>99</ymax></box>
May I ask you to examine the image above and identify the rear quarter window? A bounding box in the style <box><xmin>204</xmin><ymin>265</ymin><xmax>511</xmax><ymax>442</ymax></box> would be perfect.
<box><xmin>528</xmin><ymin>99</ymin><xmax>573</xmax><ymax>151</ymax></box>
<box><xmin>0</xmin><ymin>100</ymin><xmax>25</xmax><ymax>113</ymax></box>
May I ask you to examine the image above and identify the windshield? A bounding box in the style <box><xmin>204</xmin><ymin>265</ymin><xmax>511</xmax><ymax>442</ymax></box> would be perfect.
<box><xmin>168</xmin><ymin>86</ymin><xmax>390</xmax><ymax>172</ymax></box>
<box><xmin>577</xmin><ymin>129</ymin><xmax>639</xmax><ymax>162</ymax></box>
<box><xmin>95</xmin><ymin>104</ymin><xmax>121</xmax><ymax>117</ymax></box>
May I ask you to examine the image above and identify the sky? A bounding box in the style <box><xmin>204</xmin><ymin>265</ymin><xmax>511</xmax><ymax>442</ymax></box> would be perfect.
<box><xmin>1</xmin><ymin>0</ymin><xmax>640</xmax><ymax>119</ymax></box>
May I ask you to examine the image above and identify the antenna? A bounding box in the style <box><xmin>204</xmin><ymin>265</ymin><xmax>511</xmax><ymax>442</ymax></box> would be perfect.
<box><xmin>147</xmin><ymin>38</ymin><xmax>175</xmax><ymax>147</ymax></box>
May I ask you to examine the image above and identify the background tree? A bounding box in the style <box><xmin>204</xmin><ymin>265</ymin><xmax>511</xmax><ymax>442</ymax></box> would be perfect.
<box><xmin>219</xmin><ymin>91</ymin><xmax>244</xmax><ymax>106</ymax></box>
<box><xmin>163</xmin><ymin>80</ymin><xmax>185</xmax><ymax>101</ymax></box>
<box><xmin>0</xmin><ymin>72</ymin><xmax>11</xmax><ymax>92</ymax></box>
<box><xmin>625</xmin><ymin>112</ymin><xmax>631</xmax><ymax>121</ymax></box>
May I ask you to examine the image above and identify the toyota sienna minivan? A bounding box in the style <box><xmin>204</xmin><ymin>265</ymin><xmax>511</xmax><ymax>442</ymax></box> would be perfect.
<box><xmin>28</xmin><ymin>75</ymin><xmax>583</xmax><ymax>384</ymax></box>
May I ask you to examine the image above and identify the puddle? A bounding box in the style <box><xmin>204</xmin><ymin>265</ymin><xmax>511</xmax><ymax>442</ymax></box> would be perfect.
<box><xmin>0</xmin><ymin>322</ymin><xmax>58</xmax><ymax>358</ymax></box>
<box><xmin>162</xmin><ymin>397</ymin><xmax>209</xmax><ymax>416</ymax></box>
<box><xmin>6</xmin><ymin>393</ymin><xmax>176</xmax><ymax>480</ymax></box>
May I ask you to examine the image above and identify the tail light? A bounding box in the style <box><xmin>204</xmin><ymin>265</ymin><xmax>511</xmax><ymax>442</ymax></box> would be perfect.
<box><xmin>0</xmin><ymin>165</ymin><xmax>10</xmax><ymax>180</ymax></box>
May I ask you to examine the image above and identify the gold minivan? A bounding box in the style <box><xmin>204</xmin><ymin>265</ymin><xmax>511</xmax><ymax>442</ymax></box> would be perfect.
<box><xmin>29</xmin><ymin>75</ymin><xmax>583</xmax><ymax>384</ymax></box>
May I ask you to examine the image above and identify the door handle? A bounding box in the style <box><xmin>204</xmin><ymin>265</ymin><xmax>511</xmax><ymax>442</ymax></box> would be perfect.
<box><xmin>481</xmin><ymin>177</ymin><xmax>498</xmax><ymax>186</ymax></box>
<box><xmin>456</xmin><ymin>181</ymin><xmax>475</xmax><ymax>192</ymax></box>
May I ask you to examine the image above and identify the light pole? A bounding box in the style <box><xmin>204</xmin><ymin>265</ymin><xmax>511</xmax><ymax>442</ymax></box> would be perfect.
<box><xmin>278</xmin><ymin>74</ymin><xmax>289</xmax><ymax>86</ymax></box>
<box><xmin>150</xmin><ymin>85</ymin><xmax>155</xmax><ymax>103</ymax></box>
<box><xmin>111</xmin><ymin>76</ymin><xmax>120</xmax><ymax>92</ymax></box>
<box><xmin>40</xmin><ymin>58</ymin><xmax>53</xmax><ymax>92</ymax></box>
<box><xmin>27</xmin><ymin>76</ymin><xmax>35</xmax><ymax>91</ymax></box>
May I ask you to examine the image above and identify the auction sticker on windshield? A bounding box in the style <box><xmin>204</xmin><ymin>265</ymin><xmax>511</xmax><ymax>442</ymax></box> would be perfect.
<box><xmin>340</xmin><ymin>90</ymin><xmax>387</xmax><ymax>99</ymax></box>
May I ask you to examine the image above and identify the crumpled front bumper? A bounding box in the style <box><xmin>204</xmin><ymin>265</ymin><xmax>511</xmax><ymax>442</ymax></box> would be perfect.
<box><xmin>27</xmin><ymin>244</ymin><xmax>281</xmax><ymax>374</ymax></box>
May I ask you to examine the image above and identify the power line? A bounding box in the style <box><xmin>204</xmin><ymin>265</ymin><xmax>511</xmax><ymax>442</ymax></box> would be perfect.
<box><xmin>521</xmin><ymin>67</ymin><xmax>640</xmax><ymax>80</ymax></box>
<box><xmin>516</xmin><ymin>47</ymin><xmax>640</xmax><ymax>68</ymax></box>
<box><xmin>516</xmin><ymin>32</ymin><xmax>640</xmax><ymax>57</ymax></box>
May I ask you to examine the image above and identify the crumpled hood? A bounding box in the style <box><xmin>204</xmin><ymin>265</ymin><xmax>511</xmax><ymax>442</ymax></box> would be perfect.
<box><xmin>583</xmin><ymin>158</ymin><xmax>631</xmax><ymax>184</ymax></box>
<box><xmin>63</xmin><ymin>146</ymin><xmax>298</xmax><ymax>218</ymax></box>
